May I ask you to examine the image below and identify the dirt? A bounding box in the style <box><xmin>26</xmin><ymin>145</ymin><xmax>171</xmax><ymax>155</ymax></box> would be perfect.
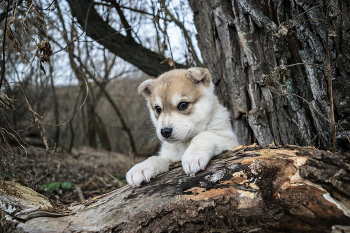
<box><xmin>0</xmin><ymin>146</ymin><xmax>146</xmax><ymax>205</ymax></box>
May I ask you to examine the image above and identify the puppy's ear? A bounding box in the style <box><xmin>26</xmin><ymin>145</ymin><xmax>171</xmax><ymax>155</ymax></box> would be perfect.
<box><xmin>138</xmin><ymin>79</ymin><xmax>154</xmax><ymax>98</ymax></box>
<box><xmin>185</xmin><ymin>67</ymin><xmax>211</xmax><ymax>86</ymax></box>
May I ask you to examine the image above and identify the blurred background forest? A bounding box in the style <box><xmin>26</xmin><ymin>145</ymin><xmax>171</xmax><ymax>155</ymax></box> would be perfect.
<box><xmin>0</xmin><ymin>0</ymin><xmax>200</xmax><ymax>203</ymax></box>
<box><xmin>1</xmin><ymin>0</ymin><xmax>350</xmax><ymax>204</ymax></box>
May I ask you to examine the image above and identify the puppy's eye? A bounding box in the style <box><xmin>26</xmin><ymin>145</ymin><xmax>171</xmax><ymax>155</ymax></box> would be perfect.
<box><xmin>155</xmin><ymin>106</ymin><xmax>161</xmax><ymax>114</ymax></box>
<box><xmin>178</xmin><ymin>102</ymin><xmax>189</xmax><ymax>110</ymax></box>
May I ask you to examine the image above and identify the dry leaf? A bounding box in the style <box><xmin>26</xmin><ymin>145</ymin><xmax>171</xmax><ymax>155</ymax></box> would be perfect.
<box><xmin>21</xmin><ymin>18</ymin><xmax>29</xmax><ymax>36</ymax></box>
<box><xmin>0</xmin><ymin>91</ymin><xmax>15</xmax><ymax>110</ymax></box>
<box><xmin>6</xmin><ymin>17</ymin><xmax>15</xmax><ymax>26</ymax></box>
<box><xmin>161</xmin><ymin>58</ymin><xmax>174</xmax><ymax>67</ymax></box>
<box><xmin>6</xmin><ymin>27</ymin><xmax>29</xmax><ymax>63</ymax></box>
<box><xmin>154</xmin><ymin>9</ymin><xmax>165</xmax><ymax>33</ymax></box>
<box><xmin>36</xmin><ymin>40</ymin><xmax>53</xmax><ymax>63</ymax></box>
<box><xmin>154</xmin><ymin>10</ymin><xmax>160</xmax><ymax>25</ymax></box>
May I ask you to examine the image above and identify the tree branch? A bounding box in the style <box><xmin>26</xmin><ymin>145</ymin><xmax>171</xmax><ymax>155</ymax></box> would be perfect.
<box><xmin>160</xmin><ymin>0</ymin><xmax>202</xmax><ymax>66</ymax></box>
<box><xmin>105</xmin><ymin>0</ymin><xmax>134</xmax><ymax>41</ymax></box>
<box><xmin>66</xmin><ymin>0</ymin><xmax>186</xmax><ymax>77</ymax></box>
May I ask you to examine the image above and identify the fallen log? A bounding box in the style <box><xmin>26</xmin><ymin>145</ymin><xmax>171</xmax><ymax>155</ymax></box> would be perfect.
<box><xmin>1</xmin><ymin>144</ymin><xmax>350</xmax><ymax>232</ymax></box>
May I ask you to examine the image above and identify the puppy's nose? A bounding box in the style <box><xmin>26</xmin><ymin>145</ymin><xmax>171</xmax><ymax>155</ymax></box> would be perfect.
<box><xmin>161</xmin><ymin>127</ymin><xmax>173</xmax><ymax>138</ymax></box>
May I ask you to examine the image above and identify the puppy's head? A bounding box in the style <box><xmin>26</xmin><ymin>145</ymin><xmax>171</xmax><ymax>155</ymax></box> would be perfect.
<box><xmin>138</xmin><ymin>67</ymin><xmax>216</xmax><ymax>142</ymax></box>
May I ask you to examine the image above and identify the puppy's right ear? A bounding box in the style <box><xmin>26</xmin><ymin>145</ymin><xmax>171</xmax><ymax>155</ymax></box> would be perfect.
<box><xmin>138</xmin><ymin>79</ymin><xmax>154</xmax><ymax>98</ymax></box>
<box><xmin>186</xmin><ymin>67</ymin><xmax>211</xmax><ymax>87</ymax></box>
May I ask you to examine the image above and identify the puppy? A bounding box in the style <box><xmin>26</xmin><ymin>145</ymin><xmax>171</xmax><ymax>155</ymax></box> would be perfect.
<box><xmin>126</xmin><ymin>67</ymin><xmax>239</xmax><ymax>187</ymax></box>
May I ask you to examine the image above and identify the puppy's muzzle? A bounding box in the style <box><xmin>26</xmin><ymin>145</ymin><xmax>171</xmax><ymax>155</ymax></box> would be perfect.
<box><xmin>161</xmin><ymin>127</ymin><xmax>172</xmax><ymax>138</ymax></box>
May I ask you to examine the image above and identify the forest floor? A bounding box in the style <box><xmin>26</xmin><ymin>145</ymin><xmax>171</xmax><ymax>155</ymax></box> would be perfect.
<box><xmin>1</xmin><ymin>145</ymin><xmax>145</xmax><ymax>205</ymax></box>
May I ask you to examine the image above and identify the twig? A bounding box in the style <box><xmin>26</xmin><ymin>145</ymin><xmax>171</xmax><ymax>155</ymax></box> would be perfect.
<box><xmin>270</xmin><ymin>93</ymin><xmax>350</xmax><ymax>144</ymax></box>
<box><xmin>97</xmin><ymin>176</ymin><xmax>111</xmax><ymax>187</ymax></box>
<box><xmin>19</xmin><ymin>84</ymin><xmax>43</xmax><ymax>119</ymax></box>
<box><xmin>76</xmin><ymin>27</ymin><xmax>134</xmax><ymax>43</ymax></box>
<box><xmin>0</xmin><ymin>126</ymin><xmax>27</xmax><ymax>157</ymax></box>
<box><xmin>297</xmin><ymin>18</ymin><xmax>325</xmax><ymax>23</ymax></box>
<box><xmin>84</xmin><ymin>0</ymin><xmax>94</xmax><ymax>33</ymax></box>
<box><xmin>104</xmin><ymin>171</ymin><xmax>123</xmax><ymax>187</ymax></box>
<box><xmin>154</xmin><ymin>2</ymin><xmax>176</xmax><ymax>69</ymax></box>
<box><xmin>295</xmin><ymin>4</ymin><xmax>323</xmax><ymax>20</ymax></box>
<box><xmin>160</xmin><ymin>0</ymin><xmax>202</xmax><ymax>66</ymax></box>
<box><xmin>17</xmin><ymin>124</ymin><xmax>36</xmax><ymax>132</ymax></box>
<box><xmin>1</xmin><ymin>108</ymin><xmax>34</xmax><ymax>149</ymax></box>
<box><xmin>51</xmin><ymin>30</ymin><xmax>84</xmax><ymax>55</ymax></box>
<box><xmin>75</xmin><ymin>186</ymin><xmax>85</xmax><ymax>202</ymax></box>
<box><xmin>94</xmin><ymin>2</ymin><xmax>167</xmax><ymax>18</ymax></box>
<box><xmin>44</xmin><ymin>0</ymin><xmax>56</xmax><ymax>11</ymax></box>
<box><xmin>325</xmin><ymin>5</ymin><xmax>336</xmax><ymax>152</ymax></box>
<box><xmin>0</xmin><ymin>127</ymin><xmax>13</xmax><ymax>153</ymax></box>
<box><xmin>34</xmin><ymin>170</ymin><xmax>49</xmax><ymax>184</ymax></box>
<box><xmin>284</xmin><ymin>62</ymin><xmax>326</xmax><ymax>69</ymax></box>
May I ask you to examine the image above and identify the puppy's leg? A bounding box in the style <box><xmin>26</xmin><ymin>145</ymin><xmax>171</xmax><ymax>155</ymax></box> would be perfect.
<box><xmin>182</xmin><ymin>131</ymin><xmax>236</xmax><ymax>176</ymax></box>
<box><xmin>126</xmin><ymin>156</ymin><xmax>169</xmax><ymax>187</ymax></box>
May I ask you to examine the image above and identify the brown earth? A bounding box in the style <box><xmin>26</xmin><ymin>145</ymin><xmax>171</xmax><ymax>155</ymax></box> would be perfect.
<box><xmin>1</xmin><ymin>146</ymin><xmax>146</xmax><ymax>204</ymax></box>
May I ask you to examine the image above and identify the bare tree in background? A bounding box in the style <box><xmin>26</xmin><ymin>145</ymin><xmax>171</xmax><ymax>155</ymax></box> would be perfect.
<box><xmin>0</xmin><ymin>0</ymin><xmax>199</xmax><ymax>156</ymax></box>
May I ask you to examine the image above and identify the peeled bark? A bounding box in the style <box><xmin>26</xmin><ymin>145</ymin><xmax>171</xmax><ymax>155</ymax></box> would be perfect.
<box><xmin>188</xmin><ymin>0</ymin><xmax>350</xmax><ymax>151</ymax></box>
<box><xmin>1</xmin><ymin>145</ymin><xmax>350</xmax><ymax>232</ymax></box>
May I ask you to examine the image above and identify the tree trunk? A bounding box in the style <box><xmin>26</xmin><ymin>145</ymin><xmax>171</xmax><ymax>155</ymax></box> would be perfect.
<box><xmin>188</xmin><ymin>0</ymin><xmax>350</xmax><ymax>151</ymax></box>
<box><xmin>1</xmin><ymin>146</ymin><xmax>350</xmax><ymax>232</ymax></box>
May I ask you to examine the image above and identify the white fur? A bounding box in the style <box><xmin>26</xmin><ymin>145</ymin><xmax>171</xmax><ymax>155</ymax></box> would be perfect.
<box><xmin>171</xmin><ymin>92</ymin><xmax>183</xmax><ymax>106</ymax></box>
<box><xmin>126</xmin><ymin>69</ymin><xmax>239</xmax><ymax>187</ymax></box>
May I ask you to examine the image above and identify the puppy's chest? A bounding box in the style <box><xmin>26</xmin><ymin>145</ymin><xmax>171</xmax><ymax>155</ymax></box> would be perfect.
<box><xmin>163</xmin><ymin>140</ymin><xmax>191</xmax><ymax>162</ymax></box>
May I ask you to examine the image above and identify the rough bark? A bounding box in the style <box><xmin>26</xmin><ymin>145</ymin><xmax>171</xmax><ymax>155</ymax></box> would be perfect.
<box><xmin>188</xmin><ymin>0</ymin><xmax>350</xmax><ymax>151</ymax></box>
<box><xmin>1</xmin><ymin>145</ymin><xmax>350</xmax><ymax>232</ymax></box>
<box><xmin>66</xmin><ymin>0</ymin><xmax>186</xmax><ymax>77</ymax></box>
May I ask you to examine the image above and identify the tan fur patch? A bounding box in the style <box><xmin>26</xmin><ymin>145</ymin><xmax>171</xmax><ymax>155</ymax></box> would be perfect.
<box><xmin>150</xmin><ymin>69</ymin><xmax>203</xmax><ymax>115</ymax></box>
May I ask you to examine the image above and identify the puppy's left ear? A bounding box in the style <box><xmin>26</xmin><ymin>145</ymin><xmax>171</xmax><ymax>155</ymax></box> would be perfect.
<box><xmin>185</xmin><ymin>67</ymin><xmax>212</xmax><ymax>86</ymax></box>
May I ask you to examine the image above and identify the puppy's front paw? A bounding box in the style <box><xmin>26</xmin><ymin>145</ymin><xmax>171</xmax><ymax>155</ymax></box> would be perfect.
<box><xmin>181</xmin><ymin>147</ymin><xmax>212</xmax><ymax>176</ymax></box>
<box><xmin>126</xmin><ymin>165</ymin><xmax>155</xmax><ymax>187</ymax></box>
<box><xmin>126</xmin><ymin>156</ymin><xmax>169</xmax><ymax>187</ymax></box>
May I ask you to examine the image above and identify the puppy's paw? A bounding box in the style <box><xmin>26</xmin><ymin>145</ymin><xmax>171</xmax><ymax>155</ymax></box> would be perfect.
<box><xmin>126</xmin><ymin>156</ymin><xmax>169</xmax><ymax>187</ymax></box>
<box><xmin>126</xmin><ymin>165</ymin><xmax>155</xmax><ymax>187</ymax></box>
<box><xmin>181</xmin><ymin>147</ymin><xmax>212</xmax><ymax>176</ymax></box>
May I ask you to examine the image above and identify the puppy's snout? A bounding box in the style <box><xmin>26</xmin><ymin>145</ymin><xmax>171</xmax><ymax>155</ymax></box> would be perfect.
<box><xmin>161</xmin><ymin>127</ymin><xmax>173</xmax><ymax>138</ymax></box>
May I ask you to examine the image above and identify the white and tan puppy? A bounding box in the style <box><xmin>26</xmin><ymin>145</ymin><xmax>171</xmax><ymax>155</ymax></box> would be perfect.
<box><xmin>126</xmin><ymin>67</ymin><xmax>239</xmax><ymax>187</ymax></box>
